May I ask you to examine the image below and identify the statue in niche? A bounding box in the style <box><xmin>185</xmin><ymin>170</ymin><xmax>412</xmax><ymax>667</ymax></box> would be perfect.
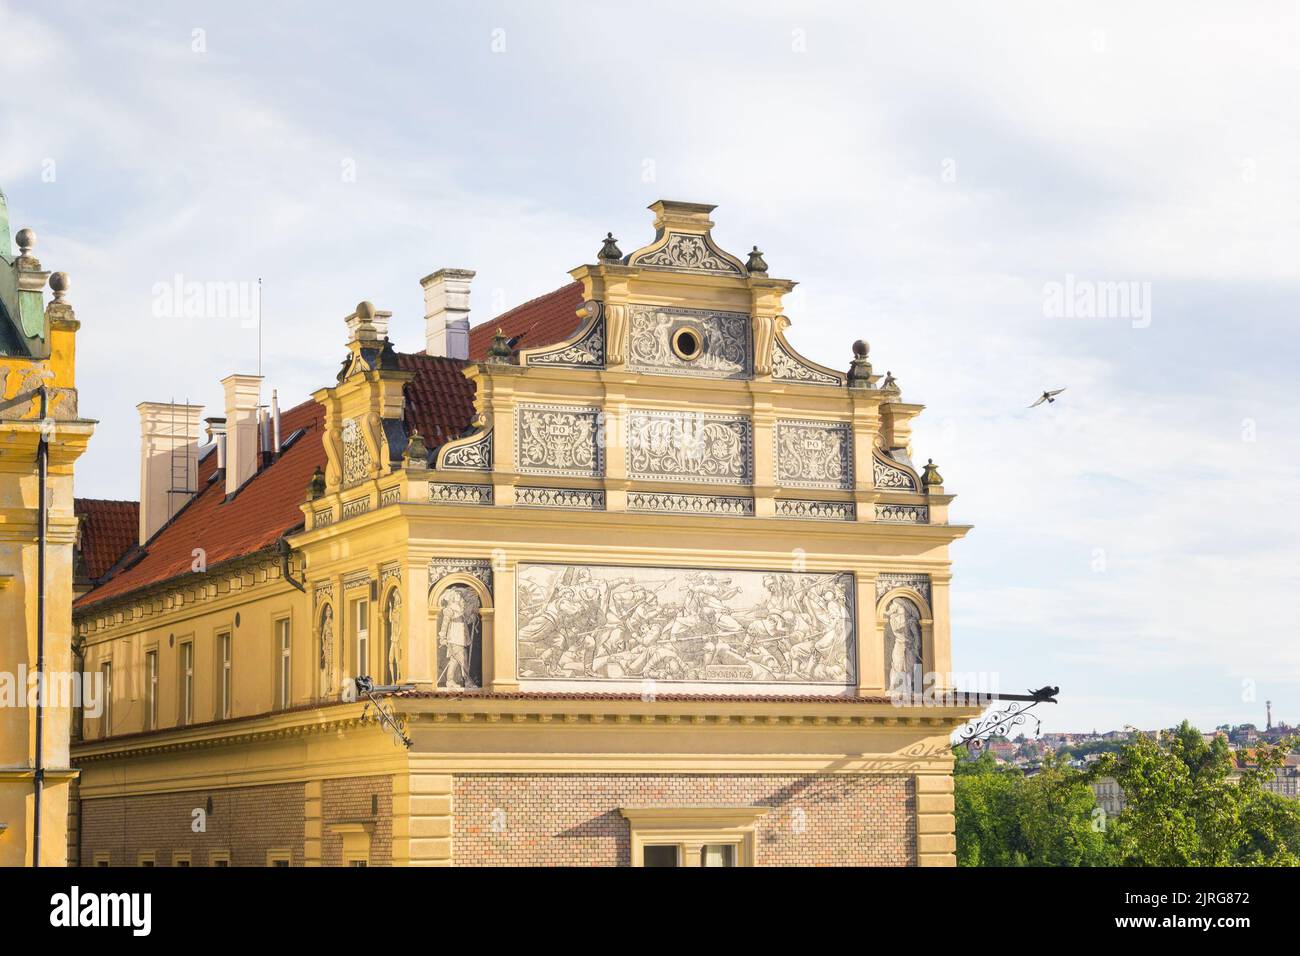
<box><xmin>385</xmin><ymin>589</ymin><xmax>403</xmax><ymax>684</ymax></box>
<box><xmin>319</xmin><ymin>604</ymin><xmax>335</xmax><ymax>697</ymax></box>
<box><xmin>437</xmin><ymin>585</ymin><xmax>482</xmax><ymax>690</ymax></box>
<box><xmin>885</xmin><ymin>597</ymin><xmax>923</xmax><ymax>695</ymax></box>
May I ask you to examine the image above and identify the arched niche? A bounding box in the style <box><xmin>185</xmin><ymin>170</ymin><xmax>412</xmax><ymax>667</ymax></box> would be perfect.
<box><xmin>317</xmin><ymin>602</ymin><xmax>337</xmax><ymax>700</ymax></box>
<box><xmin>874</xmin><ymin>587</ymin><xmax>934</xmax><ymax>698</ymax></box>
<box><xmin>428</xmin><ymin>572</ymin><xmax>494</xmax><ymax>691</ymax></box>
<box><xmin>380</xmin><ymin>583</ymin><xmax>404</xmax><ymax>685</ymax></box>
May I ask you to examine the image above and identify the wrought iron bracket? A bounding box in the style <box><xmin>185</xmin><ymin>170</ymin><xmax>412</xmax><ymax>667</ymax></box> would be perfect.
<box><xmin>355</xmin><ymin>676</ymin><xmax>415</xmax><ymax>749</ymax></box>
<box><xmin>953</xmin><ymin>685</ymin><xmax>1059</xmax><ymax>753</ymax></box>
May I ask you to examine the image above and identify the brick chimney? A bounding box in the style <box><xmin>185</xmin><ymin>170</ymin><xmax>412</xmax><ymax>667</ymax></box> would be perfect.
<box><xmin>221</xmin><ymin>373</ymin><xmax>263</xmax><ymax>498</ymax></box>
<box><xmin>420</xmin><ymin>268</ymin><xmax>474</xmax><ymax>359</ymax></box>
<box><xmin>137</xmin><ymin>402</ymin><xmax>204</xmax><ymax>545</ymax></box>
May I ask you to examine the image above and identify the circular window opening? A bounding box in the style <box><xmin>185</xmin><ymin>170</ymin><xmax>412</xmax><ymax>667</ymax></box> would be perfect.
<box><xmin>671</xmin><ymin>326</ymin><xmax>704</xmax><ymax>361</ymax></box>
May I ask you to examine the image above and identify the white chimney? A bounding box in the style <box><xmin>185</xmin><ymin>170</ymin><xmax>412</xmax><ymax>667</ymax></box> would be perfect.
<box><xmin>221</xmin><ymin>373</ymin><xmax>263</xmax><ymax>497</ymax></box>
<box><xmin>137</xmin><ymin>402</ymin><xmax>204</xmax><ymax>545</ymax></box>
<box><xmin>421</xmin><ymin>268</ymin><xmax>475</xmax><ymax>359</ymax></box>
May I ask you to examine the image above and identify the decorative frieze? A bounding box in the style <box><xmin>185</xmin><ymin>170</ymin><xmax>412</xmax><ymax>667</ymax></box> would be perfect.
<box><xmin>626</xmin><ymin>305</ymin><xmax>752</xmax><ymax>379</ymax></box>
<box><xmin>440</xmin><ymin>428</ymin><xmax>493</xmax><ymax>471</ymax></box>
<box><xmin>875</xmin><ymin>503</ymin><xmax>930</xmax><ymax>524</ymax></box>
<box><xmin>626</xmin><ymin>410</ymin><xmax>752</xmax><ymax>484</ymax></box>
<box><xmin>379</xmin><ymin>486</ymin><xmax>401</xmax><ymax>507</ymax></box>
<box><xmin>515</xmin><ymin>487</ymin><xmax>606</xmax><ymax>510</ymax></box>
<box><xmin>873</xmin><ymin>454</ymin><xmax>918</xmax><ymax>491</ymax></box>
<box><xmin>343</xmin><ymin>572</ymin><xmax>371</xmax><ymax>593</ymax></box>
<box><xmin>775</xmin><ymin>499</ymin><xmax>856</xmax><ymax>521</ymax></box>
<box><xmin>312</xmin><ymin>508</ymin><xmax>335</xmax><ymax>528</ymax></box>
<box><xmin>774</xmin><ymin>420</ymin><xmax>853</xmax><ymax>489</ymax></box>
<box><xmin>430</xmin><ymin>558</ymin><xmax>493</xmax><ymax>593</ymax></box>
<box><xmin>875</xmin><ymin>573</ymin><xmax>931</xmax><ymax>605</ymax></box>
<box><xmin>341</xmin><ymin>497</ymin><xmax>371</xmax><ymax>520</ymax></box>
<box><xmin>313</xmin><ymin>582</ymin><xmax>334</xmax><ymax>607</ymax></box>
<box><xmin>771</xmin><ymin>339</ymin><xmax>844</xmax><ymax>386</ymax></box>
<box><xmin>380</xmin><ymin>564</ymin><xmax>402</xmax><ymax>589</ymax></box>
<box><xmin>429</xmin><ymin>482</ymin><xmax>494</xmax><ymax>505</ymax></box>
<box><xmin>515</xmin><ymin>404</ymin><xmax>603</xmax><ymax>477</ymax></box>
<box><xmin>626</xmin><ymin>492</ymin><xmax>755</xmax><ymax>516</ymax></box>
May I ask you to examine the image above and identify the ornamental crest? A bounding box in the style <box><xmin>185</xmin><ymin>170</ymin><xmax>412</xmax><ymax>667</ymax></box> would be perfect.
<box><xmin>775</xmin><ymin>420</ymin><xmax>853</xmax><ymax>489</ymax></box>
<box><xmin>626</xmin><ymin>411</ymin><xmax>752</xmax><ymax>484</ymax></box>
<box><xmin>525</xmin><ymin>303</ymin><xmax>605</xmax><ymax>368</ymax></box>
<box><xmin>440</xmin><ymin>428</ymin><xmax>493</xmax><ymax>471</ymax></box>
<box><xmin>873</xmin><ymin>454</ymin><xmax>918</xmax><ymax>491</ymax></box>
<box><xmin>516</xmin><ymin>404</ymin><xmax>603</xmax><ymax>477</ymax></box>
<box><xmin>771</xmin><ymin>338</ymin><xmax>843</xmax><ymax>386</ymax></box>
<box><xmin>630</xmin><ymin>232</ymin><xmax>745</xmax><ymax>276</ymax></box>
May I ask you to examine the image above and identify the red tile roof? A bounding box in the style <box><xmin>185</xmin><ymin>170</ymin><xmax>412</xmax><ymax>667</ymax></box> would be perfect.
<box><xmin>74</xmin><ymin>498</ymin><xmax>139</xmax><ymax>582</ymax></box>
<box><xmin>467</xmin><ymin>281</ymin><xmax>584</xmax><ymax>360</ymax></box>
<box><xmin>75</xmin><ymin>353</ymin><xmax>478</xmax><ymax>612</ymax></box>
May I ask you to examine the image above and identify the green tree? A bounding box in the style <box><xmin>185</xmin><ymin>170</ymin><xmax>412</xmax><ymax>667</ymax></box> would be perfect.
<box><xmin>1093</xmin><ymin>720</ymin><xmax>1298</xmax><ymax>866</ymax></box>
<box><xmin>954</xmin><ymin>748</ymin><xmax>1111</xmax><ymax>866</ymax></box>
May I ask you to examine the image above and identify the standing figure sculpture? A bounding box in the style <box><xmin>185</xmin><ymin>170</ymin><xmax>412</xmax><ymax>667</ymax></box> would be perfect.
<box><xmin>385</xmin><ymin>589</ymin><xmax>403</xmax><ymax>684</ymax></box>
<box><xmin>319</xmin><ymin>604</ymin><xmax>335</xmax><ymax>699</ymax></box>
<box><xmin>885</xmin><ymin>597</ymin><xmax>923</xmax><ymax>696</ymax></box>
<box><xmin>437</xmin><ymin>585</ymin><xmax>482</xmax><ymax>690</ymax></box>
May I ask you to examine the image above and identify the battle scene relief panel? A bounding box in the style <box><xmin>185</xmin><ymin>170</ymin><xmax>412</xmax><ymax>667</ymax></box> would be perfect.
<box><xmin>515</xmin><ymin>563</ymin><xmax>857</xmax><ymax>694</ymax></box>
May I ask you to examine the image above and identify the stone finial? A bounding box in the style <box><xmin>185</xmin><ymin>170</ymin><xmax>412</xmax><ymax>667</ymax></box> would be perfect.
<box><xmin>403</xmin><ymin>429</ymin><xmax>429</xmax><ymax>468</ymax></box>
<box><xmin>15</xmin><ymin>227</ymin><xmax>34</xmax><ymax>256</ymax></box>
<box><xmin>487</xmin><ymin>328</ymin><xmax>512</xmax><ymax>364</ymax></box>
<box><xmin>746</xmin><ymin>245</ymin><xmax>768</xmax><ymax>275</ymax></box>
<box><xmin>881</xmin><ymin>370</ymin><xmax>898</xmax><ymax>392</ymax></box>
<box><xmin>356</xmin><ymin>300</ymin><xmax>375</xmax><ymax>323</ymax></box>
<box><xmin>307</xmin><ymin>466</ymin><xmax>326</xmax><ymax>500</ymax></box>
<box><xmin>922</xmin><ymin>459</ymin><xmax>944</xmax><ymax>487</ymax></box>
<box><xmin>847</xmin><ymin>339</ymin><xmax>875</xmax><ymax>389</ymax></box>
<box><xmin>598</xmin><ymin>232</ymin><xmax>622</xmax><ymax>262</ymax></box>
<box><xmin>49</xmin><ymin>271</ymin><xmax>69</xmax><ymax>302</ymax></box>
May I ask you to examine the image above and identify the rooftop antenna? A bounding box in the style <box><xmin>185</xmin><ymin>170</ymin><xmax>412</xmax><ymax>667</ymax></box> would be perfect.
<box><xmin>166</xmin><ymin>397</ymin><xmax>196</xmax><ymax>519</ymax></box>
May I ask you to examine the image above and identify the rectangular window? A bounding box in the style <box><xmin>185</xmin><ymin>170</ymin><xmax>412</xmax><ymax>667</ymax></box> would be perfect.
<box><xmin>100</xmin><ymin>662</ymin><xmax>112</xmax><ymax>738</ymax></box>
<box><xmin>217</xmin><ymin>631</ymin><xmax>232</xmax><ymax>719</ymax></box>
<box><xmin>266</xmin><ymin>850</ymin><xmax>291</xmax><ymax>867</ymax></box>
<box><xmin>642</xmin><ymin>845</ymin><xmax>680</xmax><ymax>867</ymax></box>
<box><xmin>209</xmin><ymin>851</ymin><xmax>231</xmax><ymax>867</ymax></box>
<box><xmin>275</xmin><ymin>618</ymin><xmax>292</xmax><ymax>709</ymax></box>
<box><xmin>354</xmin><ymin>599</ymin><xmax>369</xmax><ymax>679</ymax></box>
<box><xmin>172</xmin><ymin>851</ymin><xmax>191</xmax><ymax>867</ymax></box>
<box><xmin>145</xmin><ymin>650</ymin><xmax>158</xmax><ymax>730</ymax></box>
<box><xmin>138</xmin><ymin>851</ymin><xmax>156</xmax><ymax>867</ymax></box>
<box><xmin>93</xmin><ymin>853</ymin><xmax>110</xmax><ymax>867</ymax></box>
<box><xmin>179</xmin><ymin>642</ymin><xmax>194</xmax><ymax>726</ymax></box>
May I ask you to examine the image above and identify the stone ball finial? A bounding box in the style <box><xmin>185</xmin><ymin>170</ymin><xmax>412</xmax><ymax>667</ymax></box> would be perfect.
<box><xmin>356</xmin><ymin>300</ymin><xmax>376</xmax><ymax>323</ymax></box>
<box><xmin>853</xmin><ymin>339</ymin><xmax>870</xmax><ymax>358</ymax></box>
<box><xmin>15</xmin><ymin>228</ymin><xmax>35</xmax><ymax>255</ymax></box>
<box><xmin>49</xmin><ymin>271</ymin><xmax>70</xmax><ymax>301</ymax></box>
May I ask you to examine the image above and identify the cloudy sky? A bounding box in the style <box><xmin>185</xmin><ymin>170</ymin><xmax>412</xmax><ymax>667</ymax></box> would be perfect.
<box><xmin>3</xmin><ymin>1</ymin><xmax>1297</xmax><ymax>733</ymax></box>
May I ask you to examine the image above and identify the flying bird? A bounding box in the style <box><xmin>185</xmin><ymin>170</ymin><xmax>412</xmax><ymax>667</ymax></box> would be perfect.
<box><xmin>1029</xmin><ymin>388</ymin><xmax>1067</xmax><ymax>408</ymax></box>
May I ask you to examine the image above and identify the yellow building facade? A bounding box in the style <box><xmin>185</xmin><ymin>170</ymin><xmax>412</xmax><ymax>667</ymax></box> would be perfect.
<box><xmin>0</xmin><ymin>190</ymin><xmax>94</xmax><ymax>867</ymax></box>
<box><xmin>71</xmin><ymin>200</ymin><xmax>975</xmax><ymax>866</ymax></box>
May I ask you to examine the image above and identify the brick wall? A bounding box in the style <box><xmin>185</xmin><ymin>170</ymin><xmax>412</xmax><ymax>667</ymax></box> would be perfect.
<box><xmin>321</xmin><ymin>775</ymin><xmax>393</xmax><ymax>866</ymax></box>
<box><xmin>453</xmin><ymin>773</ymin><xmax>915</xmax><ymax>866</ymax></box>
<box><xmin>80</xmin><ymin>782</ymin><xmax>305</xmax><ymax>866</ymax></box>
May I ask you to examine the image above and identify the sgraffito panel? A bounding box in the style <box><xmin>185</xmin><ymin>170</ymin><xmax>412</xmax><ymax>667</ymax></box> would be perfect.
<box><xmin>515</xmin><ymin>563</ymin><xmax>857</xmax><ymax>694</ymax></box>
<box><xmin>626</xmin><ymin>305</ymin><xmax>751</xmax><ymax>379</ymax></box>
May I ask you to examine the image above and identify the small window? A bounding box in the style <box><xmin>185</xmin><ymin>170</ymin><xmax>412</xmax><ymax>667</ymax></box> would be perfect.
<box><xmin>179</xmin><ymin>642</ymin><xmax>194</xmax><ymax>726</ymax></box>
<box><xmin>93</xmin><ymin>853</ymin><xmax>110</xmax><ymax>867</ymax></box>
<box><xmin>217</xmin><ymin>631</ymin><xmax>232</xmax><ymax>719</ymax></box>
<box><xmin>209</xmin><ymin>851</ymin><xmax>231</xmax><ymax>868</ymax></box>
<box><xmin>643</xmin><ymin>845</ymin><xmax>680</xmax><ymax>867</ymax></box>
<box><xmin>100</xmin><ymin>661</ymin><xmax>113</xmax><ymax>738</ymax></box>
<box><xmin>275</xmin><ymin>618</ymin><xmax>292</xmax><ymax>709</ymax></box>
<box><xmin>172</xmin><ymin>850</ymin><xmax>192</xmax><ymax>867</ymax></box>
<box><xmin>138</xmin><ymin>851</ymin><xmax>156</xmax><ymax>867</ymax></box>
<box><xmin>671</xmin><ymin>325</ymin><xmax>704</xmax><ymax>361</ymax></box>
<box><xmin>145</xmin><ymin>650</ymin><xmax>158</xmax><ymax>730</ymax></box>
<box><xmin>354</xmin><ymin>599</ymin><xmax>369</xmax><ymax>680</ymax></box>
<box><xmin>701</xmin><ymin>844</ymin><xmax>736</xmax><ymax>867</ymax></box>
<box><xmin>266</xmin><ymin>850</ymin><xmax>291</xmax><ymax>867</ymax></box>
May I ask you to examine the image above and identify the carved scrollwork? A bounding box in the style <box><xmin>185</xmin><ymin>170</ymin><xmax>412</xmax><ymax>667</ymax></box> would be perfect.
<box><xmin>775</xmin><ymin>420</ymin><xmax>853</xmax><ymax>489</ymax></box>
<box><xmin>525</xmin><ymin>302</ymin><xmax>605</xmax><ymax>369</ymax></box>
<box><xmin>873</xmin><ymin>453</ymin><xmax>918</xmax><ymax>491</ymax></box>
<box><xmin>629</xmin><ymin>231</ymin><xmax>745</xmax><ymax>276</ymax></box>
<box><xmin>771</xmin><ymin>338</ymin><xmax>844</xmax><ymax>386</ymax></box>
<box><xmin>626</xmin><ymin>305</ymin><xmax>751</xmax><ymax>379</ymax></box>
<box><xmin>515</xmin><ymin>404</ymin><xmax>603</xmax><ymax>477</ymax></box>
<box><xmin>626</xmin><ymin>410</ymin><xmax>752</xmax><ymax>484</ymax></box>
<box><xmin>439</xmin><ymin>427</ymin><xmax>493</xmax><ymax>471</ymax></box>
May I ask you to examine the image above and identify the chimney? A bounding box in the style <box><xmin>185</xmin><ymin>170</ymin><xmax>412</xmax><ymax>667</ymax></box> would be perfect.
<box><xmin>137</xmin><ymin>402</ymin><xmax>204</xmax><ymax>545</ymax></box>
<box><xmin>421</xmin><ymin>268</ymin><xmax>474</xmax><ymax>359</ymax></box>
<box><xmin>205</xmin><ymin>417</ymin><xmax>228</xmax><ymax>472</ymax></box>
<box><xmin>221</xmin><ymin>373</ymin><xmax>263</xmax><ymax>498</ymax></box>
